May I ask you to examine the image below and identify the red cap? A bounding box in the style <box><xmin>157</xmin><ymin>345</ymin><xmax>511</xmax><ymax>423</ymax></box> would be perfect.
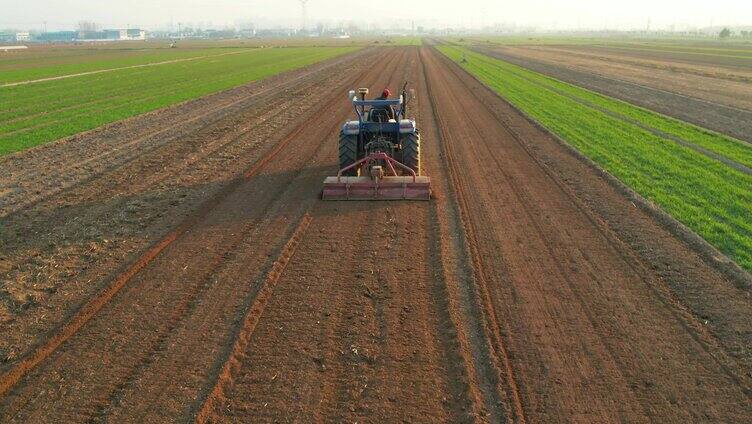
<box><xmin>382</xmin><ymin>88</ymin><xmax>391</xmax><ymax>98</ymax></box>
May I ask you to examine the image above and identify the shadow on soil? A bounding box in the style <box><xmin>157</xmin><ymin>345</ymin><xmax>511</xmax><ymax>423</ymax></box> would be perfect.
<box><xmin>0</xmin><ymin>164</ymin><xmax>404</xmax><ymax>317</ymax></box>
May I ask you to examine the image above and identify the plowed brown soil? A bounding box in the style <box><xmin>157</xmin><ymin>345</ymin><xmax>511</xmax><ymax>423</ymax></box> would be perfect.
<box><xmin>1</xmin><ymin>46</ymin><xmax>750</xmax><ymax>423</ymax></box>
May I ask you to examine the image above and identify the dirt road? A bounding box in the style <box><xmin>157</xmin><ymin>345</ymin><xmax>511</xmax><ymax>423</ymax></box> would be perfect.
<box><xmin>1</xmin><ymin>46</ymin><xmax>750</xmax><ymax>422</ymax></box>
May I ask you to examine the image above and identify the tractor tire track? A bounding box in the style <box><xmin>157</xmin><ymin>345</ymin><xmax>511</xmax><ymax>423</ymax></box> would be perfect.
<box><xmin>439</xmin><ymin>48</ymin><xmax>752</xmax><ymax>395</ymax></box>
<box><xmin>421</xmin><ymin>47</ymin><xmax>524</xmax><ymax>423</ymax></box>
<box><xmin>193</xmin><ymin>212</ymin><xmax>313</xmax><ymax>423</ymax></box>
<box><xmin>422</xmin><ymin>45</ymin><xmax>752</xmax><ymax>422</ymax></box>
<box><xmin>200</xmin><ymin>47</ymin><xmax>465</xmax><ymax>424</ymax></box>
<box><xmin>0</xmin><ymin>47</ymin><xmax>402</xmax><ymax>422</ymax></box>
<box><xmin>0</xmin><ymin>48</ymin><xmax>383</xmax><ymax>398</ymax></box>
<box><xmin>0</xmin><ymin>49</ymin><xmax>374</xmax><ymax>217</ymax></box>
<box><xmin>0</xmin><ymin>48</ymin><xmax>376</xmax><ymax>369</ymax></box>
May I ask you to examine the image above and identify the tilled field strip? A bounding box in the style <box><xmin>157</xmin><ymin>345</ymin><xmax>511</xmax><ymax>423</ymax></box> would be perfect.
<box><xmin>0</xmin><ymin>49</ymin><xmax>383</xmax><ymax>400</ymax></box>
<box><xmin>0</xmin><ymin>48</ymin><xmax>377</xmax><ymax>352</ymax></box>
<box><xmin>530</xmin><ymin>45</ymin><xmax>752</xmax><ymax>82</ymax></box>
<box><xmin>592</xmin><ymin>43</ymin><xmax>752</xmax><ymax>61</ymax></box>
<box><xmin>0</xmin><ymin>94</ymin><xmax>305</xmax><ymax>399</ymax></box>
<box><xmin>421</xmin><ymin>46</ymin><xmax>751</xmax><ymax>421</ymax></box>
<box><xmin>193</xmin><ymin>213</ymin><xmax>312</xmax><ymax>423</ymax></box>
<box><xmin>0</xmin><ymin>49</ymin><xmax>373</xmax><ymax>217</ymax></box>
<box><xmin>0</xmin><ymin>48</ymin><xmax>409</xmax><ymax>422</ymax></box>
<box><xmin>422</xmin><ymin>50</ymin><xmax>524</xmax><ymax>423</ymax></box>
<box><xmin>199</xmin><ymin>48</ymin><xmax>476</xmax><ymax>423</ymax></box>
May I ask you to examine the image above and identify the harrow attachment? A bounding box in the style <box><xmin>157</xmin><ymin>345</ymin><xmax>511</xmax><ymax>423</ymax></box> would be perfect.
<box><xmin>322</xmin><ymin>152</ymin><xmax>431</xmax><ymax>201</ymax></box>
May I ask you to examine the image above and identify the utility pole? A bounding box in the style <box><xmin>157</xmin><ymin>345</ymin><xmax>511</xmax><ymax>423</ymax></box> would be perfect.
<box><xmin>299</xmin><ymin>0</ymin><xmax>308</xmax><ymax>32</ymax></box>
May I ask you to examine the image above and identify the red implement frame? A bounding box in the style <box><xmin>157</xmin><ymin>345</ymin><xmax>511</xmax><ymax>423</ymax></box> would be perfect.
<box><xmin>322</xmin><ymin>152</ymin><xmax>431</xmax><ymax>201</ymax></box>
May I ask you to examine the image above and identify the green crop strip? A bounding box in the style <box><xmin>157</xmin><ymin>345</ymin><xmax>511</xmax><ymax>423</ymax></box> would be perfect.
<box><xmin>468</xmin><ymin>52</ymin><xmax>752</xmax><ymax>169</ymax></box>
<box><xmin>0</xmin><ymin>48</ymin><xmax>248</xmax><ymax>84</ymax></box>
<box><xmin>0</xmin><ymin>47</ymin><xmax>357</xmax><ymax>155</ymax></box>
<box><xmin>438</xmin><ymin>45</ymin><xmax>752</xmax><ymax>272</ymax></box>
<box><xmin>453</xmin><ymin>37</ymin><xmax>752</xmax><ymax>57</ymax></box>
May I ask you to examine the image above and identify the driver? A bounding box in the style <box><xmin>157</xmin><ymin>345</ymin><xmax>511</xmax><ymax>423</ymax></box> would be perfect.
<box><xmin>372</xmin><ymin>88</ymin><xmax>395</xmax><ymax>121</ymax></box>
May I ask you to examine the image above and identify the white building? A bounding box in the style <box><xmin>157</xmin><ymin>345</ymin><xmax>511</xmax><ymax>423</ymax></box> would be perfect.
<box><xmin>15</xmin><ymin>32</ymin><xmax>30</xmax><ymax>42</ymax></box>
<box><xmin>124</xmin><ymin>29</ymin><xmax>146</xmax><ymax>40</ymax></box>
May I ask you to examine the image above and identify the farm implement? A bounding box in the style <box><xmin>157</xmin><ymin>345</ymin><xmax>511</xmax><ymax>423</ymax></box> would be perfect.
<box><xmin>322</xmin><ymin>85</ymin><xmax>431</xmax><ymax>200</ymax></box>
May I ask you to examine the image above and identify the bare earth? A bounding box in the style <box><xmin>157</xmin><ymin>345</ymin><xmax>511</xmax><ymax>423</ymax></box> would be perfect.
<box><xmin>0</xmin><ymin>46</ymin><xmax>750</xmax><ymax>423</ymax></box>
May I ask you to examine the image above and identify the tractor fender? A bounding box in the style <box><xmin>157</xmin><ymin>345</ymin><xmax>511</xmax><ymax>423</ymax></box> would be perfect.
<box><xmin>342</xmin><ymin>120</ymin><xmax>360</xmax><ymax>135</ymax></box>
<box><xmin>398</xmin><ymin>119</ymin><xmax>416</xmax><ymax>134</ymax></box>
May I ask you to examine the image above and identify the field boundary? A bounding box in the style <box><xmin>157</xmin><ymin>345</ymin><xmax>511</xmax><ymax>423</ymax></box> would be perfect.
<box><xmin>432</xmin><ymin>45</ymin><xmax>752</xmax><ymax>291</ymax></box>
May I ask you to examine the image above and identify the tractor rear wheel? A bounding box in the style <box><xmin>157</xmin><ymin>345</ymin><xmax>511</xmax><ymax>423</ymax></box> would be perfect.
<box><xmin>338</xmin><ymin>132</ymin><xmax>358</xmax><ymax>176</ymax></box>
<box><xmin>401</xmin><ymin>131</ymin><xmax>421</xmax><ymax>175</ymax></box>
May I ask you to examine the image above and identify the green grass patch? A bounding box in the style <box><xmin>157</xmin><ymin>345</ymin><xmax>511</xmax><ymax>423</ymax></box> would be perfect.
<box><xmin>450</xmin><ymin>36</ymin><xmax>752</xmax><ymax>62</ymax></box>
<box><xmin>438</xmin><ymin>45</ymin><xmax>752</xmax><ymax>272</ymax></box>
<box><xmin>0</xmin><ymin>48</ymin><xmax>248</xmax><ymax>84</ymax></box>
<box><xmin>466</xmin><ymin>53</ymin><xmax>752</xmax><ymax>169</ymax></box>
<box><xmin>0</xmin><ymin>46</ymin><xmax>357</xmax><ymax>155</ymax></box>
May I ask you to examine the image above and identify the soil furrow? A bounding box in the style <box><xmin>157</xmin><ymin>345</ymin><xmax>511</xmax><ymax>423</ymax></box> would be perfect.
<box><xmin>194</xmin><ymin>213</ymin><xmax>313</xmax><ymax>423</ymax></box>
<box><xmin>424</xmin><ymin>45</ymin><xmax>752</xmax><ymax>422</ymax></box>
<box><xmin>0</xmin><ymin>48</ymin><xmax>380</xmax><ymax>399</ymax></box>
<box><xmin>0</xmin><ymin>48</ymin><xmax>378</xmax><ymax>370</ymax></box>
<box><xmin>0</xmin><ymin>49</ymin><xmax>373</xmax><ymax>217</ymax></box>
<box><xmin>0</xmin><ymin>47</ymin><xmax>402</xmax><ymax>422</ymax></box>
<box><xmin>2</xmin><ymin>43</ymin><xmax>751</xmax><ymax>423</ymax></box>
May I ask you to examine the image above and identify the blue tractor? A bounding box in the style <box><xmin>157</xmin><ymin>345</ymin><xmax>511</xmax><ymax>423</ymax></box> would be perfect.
<box><xmin>322</xmin><ymin>84</ymin><xmax>430</xmax><ymax>200</ymax></box>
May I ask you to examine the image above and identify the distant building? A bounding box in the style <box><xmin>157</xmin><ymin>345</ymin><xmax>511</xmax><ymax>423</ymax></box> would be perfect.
<box><xmin>36</xmin><ymin>31</ymin><xmax>77</xmax><ymax>42</ymax></box>
<box><xmin>15</xmin><ymin>32</ymin><xmax>30</xmax><ymax>41</ymax></box>
<box><xmin>256</xmin><ymin>29</ymin><xmax>296</xmax><ymax>37</ymax></box>
<box><xmin>0</xmin><ymin>45</ymin><xmax>28</xmax><ymax>51</ymax></box>
<box><xmin>76</xmin><ymin>29</ymin><xmax>146</xmax><ymax>41</ymax></box>
<box><xmin>238</xmin><ymin>28</ymin><xmax>256</xmax><ymax>38</ymax></box>
<box><xmin>126</xmin><ymin>29</ymin><xmax>146</xmax><ymax>40</ymax></box>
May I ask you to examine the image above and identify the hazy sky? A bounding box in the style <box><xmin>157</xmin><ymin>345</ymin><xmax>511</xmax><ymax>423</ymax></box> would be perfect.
<box><xmin>2</xmin><ymin>0</ymin><xmax>750</xmax><ymax>31</ymax></box>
